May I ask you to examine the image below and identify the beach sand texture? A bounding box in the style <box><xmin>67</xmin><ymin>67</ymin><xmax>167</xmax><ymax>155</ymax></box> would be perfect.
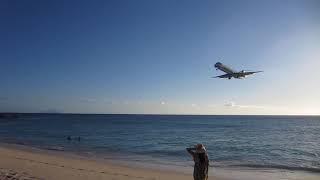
<box><xmin>1</xmin><ymin>144</ymin><xmax>319</xmax><ymax>180</ymax></box>
<box><xmin>0</xmin><ymin>146</ymin><xmax>217</xmax><ymax>180</ymax></box>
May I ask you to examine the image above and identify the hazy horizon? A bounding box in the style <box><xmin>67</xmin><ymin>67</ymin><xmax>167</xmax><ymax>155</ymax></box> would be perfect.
<box><xmin>1</xmin><ymin>112</ymin><xmax>320</xmax><ymax>117</ymax></box>
<box><xmin>1</xmin><ymin>0</ymin><xmax>320</xmax><ymax>115</ymax></box>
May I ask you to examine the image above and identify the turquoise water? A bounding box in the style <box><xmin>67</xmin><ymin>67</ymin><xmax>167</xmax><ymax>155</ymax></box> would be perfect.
<box><xmin>0</xmin><ymin>114</ymin><xmax>319</xmax><ymax>174</ymax></box>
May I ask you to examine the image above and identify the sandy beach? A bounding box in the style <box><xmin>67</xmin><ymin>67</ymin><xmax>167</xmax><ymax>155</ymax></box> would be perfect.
<box><xmin>1</xmin><ymin>144</ymin><xmax>320</xmax><ymax>180</ymax></box>
<box><xmin>0</xmin><ymin>144</ymin><xmax>223</xmax><ymax>180</ymax></box>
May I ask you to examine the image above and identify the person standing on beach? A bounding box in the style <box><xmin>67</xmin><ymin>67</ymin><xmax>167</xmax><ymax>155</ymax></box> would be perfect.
<box><xmin>186</xmin><ymin>144</ymin><xmax>209</xmax><ymax>180</ymax></box>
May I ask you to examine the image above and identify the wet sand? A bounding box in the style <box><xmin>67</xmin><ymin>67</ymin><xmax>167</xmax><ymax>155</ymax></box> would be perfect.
<box><xmin>1</xmin><ymin>144</ymin><xmax>319</xmax><ymax>180</ymax></box>
<box><xmin>0</xmin><ymin>145</ymin><xmax>222</xmax><ymax>180</ymax></box>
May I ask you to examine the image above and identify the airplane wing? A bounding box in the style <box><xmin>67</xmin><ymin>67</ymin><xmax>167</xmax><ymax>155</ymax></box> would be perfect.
<box><xmin>243</xmin><ymin>71</ymin><xmax>263</xmax><ymax>75</ymax></box>
<box><xmin>211</xmin><ymin>74</ymin><xmax>231</xmax><ymax>78</ymax></box>
<box><xmin>214</xmin><ymin>62</ymin><xmax>236</xmax><ymax>74</ymax></box>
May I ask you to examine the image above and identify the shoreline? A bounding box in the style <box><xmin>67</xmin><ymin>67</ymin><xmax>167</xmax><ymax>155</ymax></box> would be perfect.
<box><xmin>0</xmin><ymin>143</ymin><xmax>320</xmax><ymax>180</ymax></box>
<box><xmin>0</xmin><ymin>142</ymin><xmax>193</xmax><ymax>174</ymax></box>
<box><xmin>0</xmin><ymin>143</ymin><xmax>203</xmax><ymax>180</ymax></box>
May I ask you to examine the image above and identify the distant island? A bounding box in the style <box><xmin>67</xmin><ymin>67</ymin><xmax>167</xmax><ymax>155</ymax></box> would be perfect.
<box><xmin>0</xmin><ymin>113</ymin><xmax>19</xmax><ymax>119</ymax></box>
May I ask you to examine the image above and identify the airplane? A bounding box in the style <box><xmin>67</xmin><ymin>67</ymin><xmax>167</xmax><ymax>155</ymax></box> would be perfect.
<box><xmin>213</xmin><ymin>62</ymin><xmax>262</xmax><ymax>79</ymax></box>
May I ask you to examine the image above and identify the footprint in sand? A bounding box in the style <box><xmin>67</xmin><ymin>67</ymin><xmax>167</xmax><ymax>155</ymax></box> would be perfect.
<box><xmin>0</xmin><ymin>168</ymin><xmax>43</xmax><ymax>180</ymax></box>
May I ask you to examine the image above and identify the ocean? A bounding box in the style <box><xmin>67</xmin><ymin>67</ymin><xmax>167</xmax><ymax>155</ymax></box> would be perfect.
<box><xmin>0</xmin><ymin>114</ymin><xmax>319</xmax><ymax>176</ymax></box>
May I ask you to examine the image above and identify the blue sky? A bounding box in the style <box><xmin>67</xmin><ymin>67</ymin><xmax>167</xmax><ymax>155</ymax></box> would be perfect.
<box><xmin>1</xmin><ymin>0</ymin><xmax>319</xmax><ymax>114</ymax></box>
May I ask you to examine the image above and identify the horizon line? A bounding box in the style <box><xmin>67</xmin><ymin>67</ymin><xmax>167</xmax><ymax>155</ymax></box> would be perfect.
<box><xmin>1</xmin><ymin>112</ymin><xmax>319</xmax><ymax>116</ymax></box>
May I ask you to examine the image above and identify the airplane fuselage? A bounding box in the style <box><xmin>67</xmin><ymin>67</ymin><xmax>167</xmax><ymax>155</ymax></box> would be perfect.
<box><xmin>213</xmin><ymin>62</ymin><xmax>262</xmax><ymax>79</ymax></box>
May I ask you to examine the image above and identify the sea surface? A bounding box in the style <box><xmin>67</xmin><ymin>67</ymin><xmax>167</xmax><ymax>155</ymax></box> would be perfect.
<box><xmin>0</xmin><ymin>114</ymin><xmax>319</xmax><ymax>176</ymax></box>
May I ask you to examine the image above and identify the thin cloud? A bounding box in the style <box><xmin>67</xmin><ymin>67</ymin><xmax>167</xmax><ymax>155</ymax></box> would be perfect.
<box><xmin>80</xmin><ymin>98</ymin><xmax>98</xmax><ymax>103</ymax></box>
<box><xmin>224</xmin><ymin>101</ymin><xmax>265</xmax><ymax>109</ymax></box>
<box><xmin>40</xmin><ymin>108</ymin><xmax>63</xmax><ymax>113</ymax></box>
<box><xmin>224</xmin><ymin>101</ymin><xmax>236</xmax><ymax>107</ymax></box>
<box><xmin>207</xmin><ymin>104</ymin><xmax>218</xmax><ymax>108</ymax></box>
<box><xmin>191</xmin><ymin>103</ymin><xmax>202</xmax><ymax>110</ymax></box>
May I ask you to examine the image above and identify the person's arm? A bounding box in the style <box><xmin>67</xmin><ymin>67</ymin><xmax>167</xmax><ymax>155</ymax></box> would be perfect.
<box><xmin>186</xmin><ymin>147</ymin><xmax>196</xmax><ymax>156</ymax></box>
<box><xmin>205</xmin><ymin>153</ymin><xmax>209</xmax><ymax>166</ymax></box>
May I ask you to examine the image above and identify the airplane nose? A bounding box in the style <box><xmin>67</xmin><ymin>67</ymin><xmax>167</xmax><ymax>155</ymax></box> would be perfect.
<box><xmin>214</xmin><ymin>62</ymin><xmax>221</xmax><ymax>67</ymax></box>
